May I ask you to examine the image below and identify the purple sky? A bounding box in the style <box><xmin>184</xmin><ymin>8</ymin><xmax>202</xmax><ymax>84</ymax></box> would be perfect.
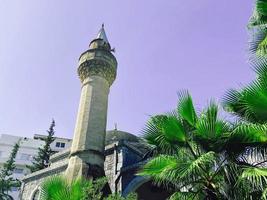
<box><xmin>0</xmin><ymin>0</ymin><xmax>255</xmax><ymax>139</ymax></box>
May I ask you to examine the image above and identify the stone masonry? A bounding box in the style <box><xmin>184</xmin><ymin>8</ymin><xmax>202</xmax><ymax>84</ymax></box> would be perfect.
<box><xmin>65</xmin><ymin>24</ymin><xmax>117</xmax><ymax>181</ymax></box>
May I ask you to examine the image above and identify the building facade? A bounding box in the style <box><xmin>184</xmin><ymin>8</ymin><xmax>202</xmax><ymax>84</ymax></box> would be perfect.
<box><xmin>20</xmin><ymin>26</ymin><xmax>171</xmax><ymax>200</ymax></box>
<box><xmin>0</xmin><ymin>134</ymin><xmax>71</xmax><ymax>200</ymax></box>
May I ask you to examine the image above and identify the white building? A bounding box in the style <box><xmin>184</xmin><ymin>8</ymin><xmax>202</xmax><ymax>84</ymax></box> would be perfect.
<box><xmin>0</xmin><ymin>134</ymin><xmax>72</xmax><ymax>200</ymax></box>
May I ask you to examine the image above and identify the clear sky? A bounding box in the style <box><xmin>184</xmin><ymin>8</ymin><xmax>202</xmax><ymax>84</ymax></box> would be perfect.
<box><xmin>0</xmin><ymin>0</ymin><xmax>255</xmax><ymax>138</ymax></box>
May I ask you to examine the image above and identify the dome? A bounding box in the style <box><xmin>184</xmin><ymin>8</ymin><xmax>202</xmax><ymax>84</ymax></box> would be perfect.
<box><xmin>105</xmin><ymin>130</ymin><xmax>140</xmax><ymax>145</ymax></box>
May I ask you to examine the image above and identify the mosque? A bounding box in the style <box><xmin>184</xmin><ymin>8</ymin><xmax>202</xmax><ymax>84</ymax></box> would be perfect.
<box><xmin>20</xmin><ymin>25</ymin><xmax>171</xmax><ymax>200</ymax></box>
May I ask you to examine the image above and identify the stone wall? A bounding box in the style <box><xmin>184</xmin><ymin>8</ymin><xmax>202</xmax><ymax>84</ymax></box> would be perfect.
<box><xmin>20</xmin><ymin>137</ymin><xmax>150</xmax><ymax>199</ymax></box>
<box><xmin>104</xmin><ymin>142</ymin><xmax>122</xmax><ymax>193</ymax></box>
<box><xmin>20</xmin><ymin>160</ymin><xmax>68</xmax><ymax>200</ymax></box>
<box><xmin>104</xmin><ymin>140</ymin><xmax>147</xmax><ymax>194</ymax></box>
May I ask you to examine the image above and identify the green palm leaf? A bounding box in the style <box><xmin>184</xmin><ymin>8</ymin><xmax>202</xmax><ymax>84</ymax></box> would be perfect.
<box><xmin>139</xmin><ymin>152</ymin><xmax>216</xmax><ymax>188</ymax></box>
<box><xmin>230</xmin><ymin>123</ymin><xmax>267</xmax><ymax>144</ymax></box>
<box><xmin>39</xmin><ymin>176</ymin><xmax>83</xmax><ymax>200</ymax></box>
<box><xmin>177</xmin><ymin>91</ymin><xmax>197</xmax><ymax>127</ymax></box>
<box><xmin>225</xmin><ymin>124</ymin><xmax>267</xmax><ymax>157</ymax></box>
<box><xmin>258</xmin><ymin>34</ymin><xmax>267</xmax><ymax>56</ymax></box>
<box><xmin>195</xmin><ymin>102</ymin><xmax>230</xmax><ymax>152</ymax></box>
<box><xmin>238</xmin><ymin>167</ymin><xmax>267</xmax><ymax>192</ymax></box>
<box><xmin>139</xmin><ymin>155</ymin><xmax>178</xmax><ymax>180</ymax></box>
<box><xmin>249</xmin><ymin>27</ymin><xmax>267</xmax><ymax>57</ymax></box>
<box><xmin>143</xmin><ymin>114</ymin><xmax>187</xmax><ymax>154</ymax></box>
<box><xmin>70</xmin><ymin>179</ymin><xmax>84</xmax><ymax>200</ymax></box>
<box><xmin>251</xmin><ymin>58</ymin><xmax>267</xmax><ymax>80</ymax></box>
<box><xmin>262</xmin><ymin>187</ymin><xmax>267</xmax><ymax>199</ymax></box>
<box><xmin>223</xmin><ymin>75</ymin><xmax>267</xmax><ymax>123</ymax></box>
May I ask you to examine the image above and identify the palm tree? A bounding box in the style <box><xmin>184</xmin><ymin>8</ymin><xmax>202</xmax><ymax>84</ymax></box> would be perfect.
<box><xmin>139</xmin><ymin>92</ymin><xmax>267</xmax><ymax>199</ymax></box>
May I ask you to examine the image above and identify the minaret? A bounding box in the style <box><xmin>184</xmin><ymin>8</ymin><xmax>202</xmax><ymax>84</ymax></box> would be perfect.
<box><xmin>66</xmin><ymin>25</ymin><xmax>117</xmax><ymax>181</ymax></box>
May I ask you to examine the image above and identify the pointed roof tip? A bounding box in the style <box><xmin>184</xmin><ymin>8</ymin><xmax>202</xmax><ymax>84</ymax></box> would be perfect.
<box><xmin>96</xmin><ymin>24</ymin><xmax>109</xmax><ymax>43</ymax></box>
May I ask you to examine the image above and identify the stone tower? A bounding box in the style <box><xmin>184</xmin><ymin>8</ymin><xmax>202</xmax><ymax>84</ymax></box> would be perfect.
<box><xmin>66</xmin><ymin>25</ymin><xmax>117</xmax><ymax>181</ymax></box>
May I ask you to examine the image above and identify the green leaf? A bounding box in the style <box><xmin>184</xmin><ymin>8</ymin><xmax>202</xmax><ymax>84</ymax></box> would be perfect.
<box><xmin>40</xmin><ymin>176</ymin><xmax>73</xmax><ymax>200</ymax></box>
<box><xmin>262</xmin><ymin>187</ymin><xmax>267</xmax><ymax>199</ymax></box>
<box><xmin>195</xmin><ymin>102</ymin><xmax>230</xmax><ymax>152</ymax></box>
<box><xmin>177</xmin><ymin>91</ymin><xmax>197</xmax><ymax>127</ymax></box>
<box><xmin>223</xmin><ymin>77</ymin><xmax>267</xmax><ymax>124</ymax></box>
<box><xmin>139</xmin><ymin>152</ymin><xmax>216</xmax><ymax>188</ymax></box>
<box><xmin>231</xmin><ymin>123</ymin><xmax>267</xmax><ymax>144</ymax></box>
<box><xmin>238</xmin><ymin>167</ymin><xmax>267</xmax><ymax>191</ymax></box>
<box><xmin>143</xmin><ymin>114</ymin><xmax>187</xmax><ymax>154</ymax></box>
<box><xmin>258</xmin><ymin>35</ymin><xmax>267</xmax><ymax>56</ymax></box>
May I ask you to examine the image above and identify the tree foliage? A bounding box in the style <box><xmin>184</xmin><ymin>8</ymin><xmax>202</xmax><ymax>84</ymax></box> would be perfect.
<box><xmin>39</xmin><ymin>176</ymin><xmax>136</xmax><ymax>200</ymax></box>
<box><xmin>249</xmin><ymin>0</ymin><xmax>267</xmax><ymax>55</ymax></box>
<box><xmin>223</xmin><ymin>60</ymin><xmax>267</xmax><ymax>124</ymax></box>
<box><xmin>27</xmin><ymin>120</ymin><xmax>56</xmax><ymax>172</ymax></box>
<box><xmin>140</xmin><ymin>92</ymin><xmax>267</xmax><ymax>199</ymax></box>
<box><xmin>0</xmin><ymin>140</ymin><xmax>21</xmax><ymax>200</ymax></box>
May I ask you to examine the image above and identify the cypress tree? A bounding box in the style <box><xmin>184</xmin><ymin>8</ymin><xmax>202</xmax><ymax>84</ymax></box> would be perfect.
<box><xmin>0</xmin><ymin>140</ymin><xmax>21</xmax><ymax>199</ymax></box>
<box><xmin>27</xmin><ymin>120</ymin><xmax>56</xmax><ymax>172</ymax></box>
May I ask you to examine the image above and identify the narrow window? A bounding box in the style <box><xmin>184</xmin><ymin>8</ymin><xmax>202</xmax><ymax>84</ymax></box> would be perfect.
<box><xmin>55</xmin><ymin>142</ymin><xmax>60</xmax><ymax>147</ymax></box>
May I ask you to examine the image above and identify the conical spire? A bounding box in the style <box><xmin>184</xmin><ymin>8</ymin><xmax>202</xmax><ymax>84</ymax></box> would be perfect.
<box><xmin>96</xmin><ymin>24</ymin><xmax>109</xmax><ymax>43</ymax></box>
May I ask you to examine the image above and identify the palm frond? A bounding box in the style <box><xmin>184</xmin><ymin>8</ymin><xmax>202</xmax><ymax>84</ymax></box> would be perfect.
<box><xmin>238</xmin><ymin>167</ymin><xmax>267</xmax><ymax>192</ymax></box>
<box><xmin>251</xmin><ymin>58</ymin><xmax>267</xmax><ymax>80</ymax></box>
<box><xmin>222</xmin><ymin>162</ymin><xmax>257</xmax><ymax>199</ymax></box>
<box><xmin>231</xmin><ymin>123</ymin><xmax>267</xmax><ymax>144</ymax></box>
<box><xmin>223</xmin><ymin>77</ymin><xmax>267</xmax><ymax>123</ymax></box>
<box><xmin>195</xmin><ymin>102</ymin><xmax>230</xmax><ymax>152</ymax></box>
<box><xmin>139</xmin><ymin>152</ymin><xmax>216</xmax><ymax>189</ymax></box>
<box><xmin>39</xmin><ymin>176</ymin><xmax>83</xmax><ymax>200</ymax></box>
<box><xmin>250</xmin><ymin>26</ymin><xmax>267</xmax><ymax>59</ymax></box>
<box><xmin>142</xmin><ymin>114</ymin><xmax>187</xmax><ymax>154</ymax></box>
<box><xmin>70</xmin><ymin>179</ymin><xmax>84</xmax><ymax>200</ymax></box>
<box><xmin>262</xmin><ymin>187</ymin><xmax>267</xmax><ymax>199</ymax></box>
<box><xmin>177</xmin><ymin>91</ymin><xmax>197</xmax><ymax>127</ymax></box>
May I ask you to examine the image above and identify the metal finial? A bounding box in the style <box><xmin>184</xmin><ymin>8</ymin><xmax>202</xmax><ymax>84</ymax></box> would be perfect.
<box><xmin>96</xmin><ymin>24</ymin><xmax>109</xmax><ymax>43</ymax></box>
<box><xmin>102</xmin><ymin>23</ymin><xmax>104</xmax><ymax>28</ymax></box>
<box><xmin>114</xmin><ymin>123</ymin><xmax>117</xmax><ymax>130</ymax></box>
